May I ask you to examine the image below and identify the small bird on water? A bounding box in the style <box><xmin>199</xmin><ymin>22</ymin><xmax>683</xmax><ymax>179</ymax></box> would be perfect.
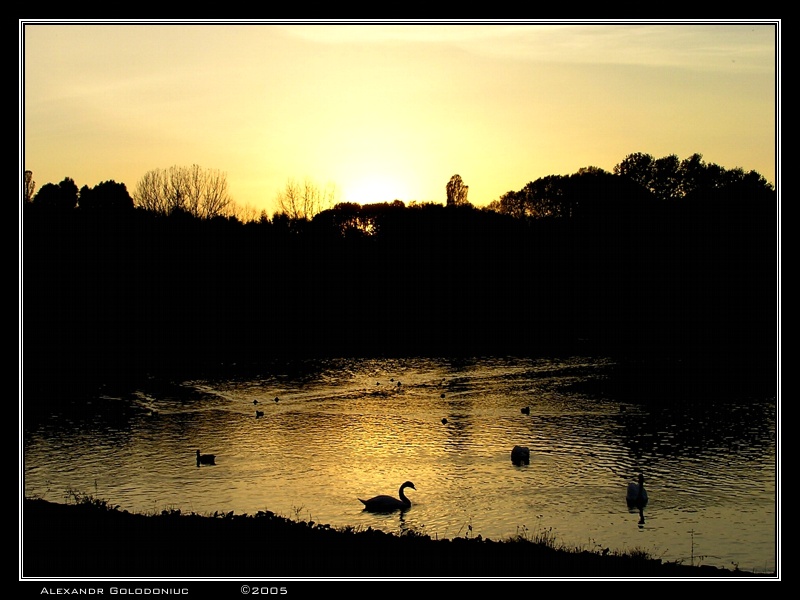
<box><xmin>196</xmin><ymin>450</ymin><xmax>216</xmax><ymax>466</ymax></box>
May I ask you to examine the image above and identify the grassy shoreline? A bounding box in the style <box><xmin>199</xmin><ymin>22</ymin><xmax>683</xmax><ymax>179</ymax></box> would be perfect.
<box><xmin>21</xmin><ymin>497</ymin><xmax>775</xmax><ymax>579</ymax></box>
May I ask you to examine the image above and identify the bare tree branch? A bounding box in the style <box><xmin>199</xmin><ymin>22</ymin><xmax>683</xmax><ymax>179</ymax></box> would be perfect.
<box><xmin>133</xmin><ymin>165</ymin><xmax>234</xmax><ymax>219</ymax></box>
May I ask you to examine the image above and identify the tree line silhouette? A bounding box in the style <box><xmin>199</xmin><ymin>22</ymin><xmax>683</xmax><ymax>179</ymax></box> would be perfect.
<box><xmin>22</xmin><ymin>152</ymin><xmax>777</xmax><ymax>406</ymax></box>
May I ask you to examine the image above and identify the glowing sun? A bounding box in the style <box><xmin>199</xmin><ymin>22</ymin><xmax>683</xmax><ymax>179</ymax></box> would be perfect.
<box><xmin>345</xmin><ymin>176</ymin><xmax>409</xmax><ymax>205</ymax></box>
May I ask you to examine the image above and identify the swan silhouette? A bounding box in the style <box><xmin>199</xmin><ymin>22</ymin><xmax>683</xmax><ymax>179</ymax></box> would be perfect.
<box><xmin>511</xmin><ymin>445</ymin><xmax>530</xmax><ymax>465</ymax></box>
<box><xmin>359</xmin><ymin>481</ymin><xmax>416</xmax><ymax>512</ymax></box>
<box><xmin>521</xmin><ymin>406</ymin><xmax>530</xmax><ymax>415</ymax></box>
<box><xmin>255</xmin><ymin>410</ymin><xmax>264</xmax><ymax>418</ymax></box>
<box><xmin>196</xmin><ymin>450</ymin><xmax>216</xmax><ymax>466</ymax></box>
<box><xmin>626</xmin><ymin>473</ymin><xmax>648</xmax><ymax>508</ymax></box>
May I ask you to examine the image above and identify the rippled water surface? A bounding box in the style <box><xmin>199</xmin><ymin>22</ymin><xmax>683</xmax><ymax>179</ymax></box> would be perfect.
<box><xmin>23</xmin><ymin>356</ymin><xmax>778</xmax><ymax>574</ymax></box>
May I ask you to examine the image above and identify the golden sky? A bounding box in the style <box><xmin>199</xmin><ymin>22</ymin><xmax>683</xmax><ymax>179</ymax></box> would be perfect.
<box><xmin>21</xmin><ymin>21</ymin><xmax>778</xmax><ymax>216</ymax></box>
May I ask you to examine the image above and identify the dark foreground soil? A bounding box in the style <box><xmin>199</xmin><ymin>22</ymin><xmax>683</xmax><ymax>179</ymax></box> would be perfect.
<box><xmin>21</xmin><ymin>499</ymin><xmax>774</xmax><ymax>579</ymax></box>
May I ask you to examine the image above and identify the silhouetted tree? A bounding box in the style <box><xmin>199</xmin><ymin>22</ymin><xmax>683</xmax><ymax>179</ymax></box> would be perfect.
<box><xmin>677</xmin><ymin>153</ymin><xmax>711</xmax><ymax>197</ymax></box>
<box><xmin>721</xmin><ymin>166</ymin><xmax>773</xmax><ymax>190</ymax></box>
<box><xmin>24</xmin><ymin>170</ymin><xmax>36</xmax><ymax>203</ymax></box>
<box><xmin>314</xmin><ymin>202</ymin><xmax>379</xmax><ymax>238</ymax></box>
<box><xmin>21</xmin><ymin>149</ymin><xmax>776</xmax><ymax>396</ymax></box>
<box><xmin>615</xmin><ymin>151</ymin><xmax>697</xmax><ymax>200</ymax></box>
<box><xmin>231</xmin><ymin>202</ymin><xmax>259</xmax><ymax>224</ymax></box>
<box><xmin>615</xmin><ymin>151</ymin><xmax>773</xmax><ymax>201</ymax></box>
<box><xmin>446</xmin><ymin>174</ymin><xmax>469</xmax><ymax>206</ymax></box>
<box><xmin>565</xmin><ymin>169</ymin><xmax>655</xmax><ymax>222</ymax></box>
<box><xmin>613</xmin><ymin>152</ymin><xmax>657</xmax><ymax>197</ymax></box>
<box><xmin>271</xmin><ymin>211</ymin><xmax>294</xmax><ymax>236</ymax></box>
<box><xmin>489</xmin><ymin>175</ymin><xmax>571</xmax><ymax>220</ymax></box>
<box><xmin>78</xmin><ymin>180</ymin><xmax>134</xmax><ymax>213</ymax></box>
<box><xmin>489</xmin><ymin>190</ymin><xmax>524</xmax><ymax>219</ymax></box>
<box><xmin>32</xmin><ymin>182</ymin><xmax>58</xmax><ymax>207</ymax></box>
<box><xmin>275</xmin><ymin>177</ymin><xmax>337</xmax><ymax>222</ymax></box>
<box><xmin>651</xmin><ymin>154</ymin><xmax>682</xmax><ymax>201</ymax></box>
<box><xmin>133</xmin><ymin>164</ymin><xmax>234</xmax><ymax>219</ymax></box>
<box><xmin>32</xmin><ymin>177</ymin><xmax>78</xmax><ymax>211</ymax></box>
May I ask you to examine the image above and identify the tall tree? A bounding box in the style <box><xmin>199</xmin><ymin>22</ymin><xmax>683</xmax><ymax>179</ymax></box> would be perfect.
<box><xmin>24</xmin><ymin>170</ymin><xmax>36</xmax><ymax>203</ymax></box>
<box><xmin>446</xmin><ymin>174</ymin><xmax>469</xmax><ymax>206</ymax></box>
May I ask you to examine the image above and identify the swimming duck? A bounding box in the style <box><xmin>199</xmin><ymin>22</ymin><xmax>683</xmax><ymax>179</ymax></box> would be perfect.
<box><xmin>196</xmin><ymin>450</ymin><xmax>216</xmax><ymax>466</ymax></box>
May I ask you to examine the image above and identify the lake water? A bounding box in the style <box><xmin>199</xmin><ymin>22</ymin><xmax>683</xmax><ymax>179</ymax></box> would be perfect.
<box><xmin>22</xmin><ymin>356</ymin><xmax>778</xmax><ymax>575</ymax></box>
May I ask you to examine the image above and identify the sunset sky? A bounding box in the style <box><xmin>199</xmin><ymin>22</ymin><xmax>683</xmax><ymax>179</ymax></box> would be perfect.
<box><xmin>21</xmin><ymin>20</ymin><xmax>779</xmax><ymax>217</ymax></box>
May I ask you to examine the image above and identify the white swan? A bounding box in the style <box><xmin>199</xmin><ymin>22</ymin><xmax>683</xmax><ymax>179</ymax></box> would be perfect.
<box><xmin>511</xmin><ymin>445</ymin><xmax>530</xmax><ymax>465</ymax></box>
<box><xmin>626</xmin><ymin>473</ymin><xmax>648</xmax><ymax>508</ymax></box>
<box><xmin>196</xmin><ymin>450</ymin><xmax>216</xmax><ymax>466</ymax></box>
<box><xmin>358</xmin><ymin>481</ymin><xmax>416</xmax><ymax>512</ymax></box>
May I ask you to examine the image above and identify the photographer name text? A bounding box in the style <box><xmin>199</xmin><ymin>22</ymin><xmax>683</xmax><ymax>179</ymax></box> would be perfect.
<box><xmin>41</xmin><ymin>589</ymin><xmax>190</xmax><ymax>595</ymax></box>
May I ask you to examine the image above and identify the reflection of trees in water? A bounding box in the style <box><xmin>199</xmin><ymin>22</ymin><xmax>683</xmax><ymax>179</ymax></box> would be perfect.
<box><xmin>616</xmin><ymin>398</ymin><xmax>776</xmax><ymax>459</ymax></box>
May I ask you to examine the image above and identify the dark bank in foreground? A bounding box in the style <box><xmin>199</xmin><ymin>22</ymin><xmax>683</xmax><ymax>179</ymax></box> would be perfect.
<box><xmin>21</xmin><ymin>499</ymin><xmax>774</xmax><ymax>579</ymax></box>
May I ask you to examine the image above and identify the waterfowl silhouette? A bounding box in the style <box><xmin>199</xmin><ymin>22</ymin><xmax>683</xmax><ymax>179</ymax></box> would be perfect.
<box><xmin>358</xmin><ymin>481</ymin><xmax>416</xmax><ymax>512</ymax></box>
<box><xmin>253</xmin><ymin>399</ymin><xmax>259</xmax><ymax>405</ymax></box>
<box><xmin>520</xmin><ymin>406</ymin><xmax>530</xmax><ymax>415</ymax></box>
<box><xmin>441</xmin><ymin>417</ymin><xmax>448</xmax><ymax>425</ymax></box>
<box><xmin>511</xmin><ymin>445</ymin><xmax>530</xmax><ymax>465</ymax></box>
<box><xmin>196</xmin><ymin>450</ymin><xmax>216</xmax><ymax>466</ymax></box>
<box><xmin>626</xmin><ymin>473</ymin><xmax>648</xmax><ymax>508</ymax></box>
<box><xmin>255</xmin><ymin>410</ymin><xmax>264</xmax><ymax>418</ymax></box>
